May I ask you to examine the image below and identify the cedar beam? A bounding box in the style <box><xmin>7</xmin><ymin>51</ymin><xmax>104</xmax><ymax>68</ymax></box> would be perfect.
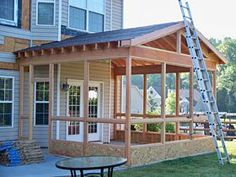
<box><xmin>176</xmin><ymin>31</ymin><xmax>182</xmax><ymax>54</ymax></box>
<box><xmin>83</xmin><ymin>60</ymin><xmax>89</xmax><ymax>155</ymax></box>
<box><xmin>189</xmin><ymin>68</ymin><xmax>194</xmax><ymax>139</ymax></box>
<box><xmin>19</xmin><ymin>65</ymin><xmax>24</xmax><ymax>138</ymax></box>
<box><xmin>48</xmin><ymin>64</ymin><xmax>54</xmax><ymax>148</ymax></box>
<box><xmin>161</xmin><ymin>62</ymin><xmax>166</xmax><ymax>144</ymax></box>
<box><xmin>28</xmin><ymin>65</ymin><xmax>34</xmax><ymax>140</ymax></box>
<box><xmin>175</xmin><ymin>72</ymin><xmax>180</xmax><ymax>140</ymax></box>
<box><xmin>125</xmin><ymin>56</ymin><xmax>132</xmax><ymax>165</ymax></box>
<box><xmin>113</xmin><ymin>75</ymin><xmax>118</xmax><ymax>139</ymax></box>
<box><xmin>143</xmin><ymin>74</ymin><xmax>148</xmax><ymax>134</ymax></box>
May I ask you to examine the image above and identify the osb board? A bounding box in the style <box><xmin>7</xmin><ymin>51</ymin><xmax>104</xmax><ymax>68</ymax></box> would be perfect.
<box><xmin>131</xmin><ymin>143</ymin><xmax>165</xmax><ymax>165</ymax></box>
<box><xmin>164</xmin><ymin>137</ymin><xmax>215</xmax><ymax>160</ymax></box>
<box><xmin>49</xmin><ymin>140</ymin><xmax>83</xmax><ymax>157</ymax></box>
<box><xmin>131</xmin><ymin>137</ymin><xmax>215</xmax><ymax>165</ymax></box>
<box><xmin>0</xmin><ymin>37</ymin><xmax>29</xmax><ymax>52</ymax></box>
<box><xmin>86</xmin><ymin>143</ymin><xmax>125</xmax><ymax>157</ymax></box>
<box><xmin>22</xmin><ymin>0</ymin><xmax>30</xmax><ymax>30</ymax></box>
<box><xmin>49</xmin><ymin>140</ymin><xmax>125</xmax><ymax>158</ymax></box>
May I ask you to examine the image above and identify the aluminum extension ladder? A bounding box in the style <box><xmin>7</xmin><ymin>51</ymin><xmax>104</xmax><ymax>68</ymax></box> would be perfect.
<box><xmin>178</xmin><ymin>0</ymin><xmax>230</xmax><ymax>165</ymax></box>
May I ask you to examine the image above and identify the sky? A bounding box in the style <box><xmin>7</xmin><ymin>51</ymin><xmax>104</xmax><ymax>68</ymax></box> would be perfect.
<box><xmin>124</xmin><ymin>0</ymin><xmax>236</xmax><ymax>39</ymax></box>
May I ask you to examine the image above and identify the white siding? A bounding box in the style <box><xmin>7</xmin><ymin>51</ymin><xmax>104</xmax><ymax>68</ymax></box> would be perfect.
<box><xmin>0</xmin><ymin>52</ymin><xmax>16</xmax><ymax>63</ymax></box>
<box><xmin>0</xmin><ymin>70</ymin><xmax>19</xmax><ymax>141</ymax></box>
<box><xmin>31</xmin><ymin>0</ymin><xmax>59</xmax><ymax>41</ymax></box>
<box><xmin>61</xmin><ymin>0</ymin><xmax>123</xmax><ymax>32</ymax></box>
<box><xmin>112</xmin><ymin>0</ymin><xmax>123</xmax><ymax>30</ymax></box>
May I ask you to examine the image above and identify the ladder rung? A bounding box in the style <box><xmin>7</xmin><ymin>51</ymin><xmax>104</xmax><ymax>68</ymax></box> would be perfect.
<box><xmin>181</xmin><ymin>5</ymin><xmax>189</xmax><ymax>10</ymax></box>
<box><xmin>184</xmin><ymin>16</ymin><xmax>192</xmax><ymax>20</ymax></box>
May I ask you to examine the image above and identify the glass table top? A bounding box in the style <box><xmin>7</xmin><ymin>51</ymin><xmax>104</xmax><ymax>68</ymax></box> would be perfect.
<box><xmin>56</xmin><ymin>156</ymin><xmax>127</xmax><ymax>170</ymax></box>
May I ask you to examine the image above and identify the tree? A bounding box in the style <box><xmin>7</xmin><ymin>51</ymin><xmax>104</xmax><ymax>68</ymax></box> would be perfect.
<box><xmin>166</xmin><ymin>92</ymin><xmax>176</xmax><ymax>114</ymax></box>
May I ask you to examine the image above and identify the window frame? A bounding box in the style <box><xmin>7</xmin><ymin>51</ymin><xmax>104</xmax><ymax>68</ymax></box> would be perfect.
<box><xmin>0</xmin><ymin>0</ymin><xmax>18</xmax><ymax>26</ymax></box>
<box><xmin>34</xmin><ymin>81</ymin><xmax>49</xmax><ymax>127</ymax></box>
<box><xmin>68</xmin><ymin>0</ymin><xmax>105</xmax><ymax>32</ymax></box>
<box><xmin>36</xmin><ymin>0</ymin><xmax>56</xmax><ymax>26</ymax></box>
<box><xmin>0</xmin><ymin>76</ymin><xmax>14</xmax><ymax>128</ymax></box>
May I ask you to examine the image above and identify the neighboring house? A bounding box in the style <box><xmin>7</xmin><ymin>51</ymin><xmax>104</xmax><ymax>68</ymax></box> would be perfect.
<box><xmin>147</xmin><ymin>86</ymin><xmax>161</xmax><ymax>107</ymax></box>
<box><xmin>122</xmin><ymin>85</ymin><xmax>151</xmax><ymax>114</ymax></box>
<box><xmin>169</xmin><ymin>89</ymin><xmax>205</xmax><ymax>114</ymax></box>
<box><xmin>0</xmin><ymin>0</ymin><xmax>123</xmax><ymax>146</ymax></box>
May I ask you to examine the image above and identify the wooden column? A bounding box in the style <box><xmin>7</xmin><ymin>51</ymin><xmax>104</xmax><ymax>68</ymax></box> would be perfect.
<box><xmin>143</xmin><ymin>74</ymin><xmax>148</xmax><ymax>134</ymax></box>
<box><xmin>125</xmin><ymin>56</ymin><xmax>131</xmax><ymax>164</ymax></box>
<box><xmin>48</xmin><ymin>64</ymin><xmax>54</xmax><ymax>148</ymax></box>
<box><xmin>175</xmin><ymin>72</ymin><xmax>180</xmax><ymax>140</ymax></box>
<box><xmin>161</xmin><ymin>63</ymin><xmax>166</xmax><ymax>144</ymax></box>
<box><xmin>28</xmin><ymin>65</ymin><xmax>34</xmax><ymax>140</ymax></box>
<box><xmin>19</xmin><ymin>65</ymin><xmax>24</xmax><ymax>138</ymax></box>
<box><xmin>212</xmin><ymin>70</ymin><xmax>217</xmax><ymax>98</ymax></box>
<box><xmin>176</xmin><ymin>31</ymin><xmax>182</xmax><ymax>54</ymax></box>
<box><xmin>189</xmin><ymin>68</ymin><xmax>194</xmax><ymax>139</ymax></box>
<box><xmin>83</xmin><ymin>60</ymin><xmax>89</xmax><ymax>155</ymax></box>
<box><xmin>113</xmin><ymin>74</ymin><xmax>118</xmax><ymax>139</ymax></box>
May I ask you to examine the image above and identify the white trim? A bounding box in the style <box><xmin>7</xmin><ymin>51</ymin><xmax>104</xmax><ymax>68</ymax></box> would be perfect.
<box><xmin>58</xmin><ymin>0</ymin><xmax>62</xmax><ymax>41</ymax></box>
<box><xmin>33</xmin><ymin>81</ymin><xmax>49</xmax><ymax>127</ymax></box>
<box><xmin>68</xmin><ymin>0</ymin><xmax>105</xmax><ymax>32</ymax></box>
<box><xmin>0</xmin><ymin>0</ymin><xmax>18</xmax><ymax>26</ymax></box>
<box><xmin>66</xmin><ymin>79</ymin><xmax>84</xmax><ymax>141</ymax></box>
<box><xmin>0</xmin><ymin>76</ymin><xmax>14</xmax><ymax>128</ymax></box>
<box><xmin>56</xmin><ymin>64</ymin><xmax>61</xmax><ymax>139</ymax></box>
<box><xmin>36</xmin><ymin>0</ymin><xmax>56</xmax><ymax>26</ymax></box>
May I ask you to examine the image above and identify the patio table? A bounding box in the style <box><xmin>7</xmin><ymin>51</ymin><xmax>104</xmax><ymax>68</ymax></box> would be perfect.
<box><xmin>55</xmin><ymin>156</ymin><xmax>127</xmax><ymax>177</ymax></box>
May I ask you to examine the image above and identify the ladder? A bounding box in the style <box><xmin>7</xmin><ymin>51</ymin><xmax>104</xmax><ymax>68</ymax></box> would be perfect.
<box><xmin>178</xmin><ymin>0</ymin><xmax>230</xmax><ymax>165</ymax></box>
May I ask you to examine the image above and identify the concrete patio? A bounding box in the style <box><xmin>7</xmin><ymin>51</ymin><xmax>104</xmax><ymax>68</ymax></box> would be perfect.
<box><xmin>0</xmin><ymin>150</ymin><xmax>70</xmax><ymax>177</ymax></box>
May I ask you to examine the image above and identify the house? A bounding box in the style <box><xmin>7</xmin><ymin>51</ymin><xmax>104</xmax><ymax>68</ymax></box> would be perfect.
<box><xmin>13</xmin><ymin>20</ymin><xmax>227</xmax><ymax>165</ymax></box>
<box><xmin>1</xmin><ymin>0</ymin><xmax>227</xmax><ymax>166</ymax></box>
<box><xmin>147</xmin><ymin>86</ymin><xmax>161</xmax><ymax>108</ymax></box>
<box><xmin>0</xmin><ymin>0</ymin><xmax>123</xmax><ymax>144</ymax></box>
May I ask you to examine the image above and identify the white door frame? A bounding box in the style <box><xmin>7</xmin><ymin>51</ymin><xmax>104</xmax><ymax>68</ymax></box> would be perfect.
<box><xmin>66</xmin><ymin>79</ymin><xmax>103</xmax><ymax>142</ymax></box>
<box><xmin>66</xmin><ymin>79</ymin><xmax>84</xmax><ymax>141</ymax></box>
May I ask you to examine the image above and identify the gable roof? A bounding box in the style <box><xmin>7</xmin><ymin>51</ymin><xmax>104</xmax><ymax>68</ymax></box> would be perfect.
<box><xmin>17</xmin><ymin>21</ymin><xmax>227</xmax><ymax>64</ymax></box>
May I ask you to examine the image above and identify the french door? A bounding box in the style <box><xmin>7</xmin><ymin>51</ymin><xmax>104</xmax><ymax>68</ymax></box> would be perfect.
<box><xmin>66</xmin><ymin>80</ymin><xmax>101</xmax><ymax>142</ymax></box>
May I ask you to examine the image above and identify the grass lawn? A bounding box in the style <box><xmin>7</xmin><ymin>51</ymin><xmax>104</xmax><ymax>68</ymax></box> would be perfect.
<box><xmin>114</xmin><ymin>141</ymin><xmax>236</xmax><ymax>177</ymax></box>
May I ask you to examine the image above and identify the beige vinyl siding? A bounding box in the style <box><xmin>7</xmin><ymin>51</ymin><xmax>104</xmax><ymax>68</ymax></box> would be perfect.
<box><xmin>59</xmin><ymin>61</ymin><xmax>112</xmax><ymax>142</ymax></box>
<box><xmin>0</xmin><ymin>70</ymin><xmax>19</xmax><ymax>141</ymax></box>
<box><xmin>23</xmin><ymin>65</ymin><xmax>58</xmax><ymax>147</ymax></box>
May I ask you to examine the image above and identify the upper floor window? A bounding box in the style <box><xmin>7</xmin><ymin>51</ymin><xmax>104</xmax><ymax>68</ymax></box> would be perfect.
<box><xmin>34</xmin><ymin>82</ymin><xmax>49</xmax><ymax>126</ymax></box>
<box><xmin>69</xmin><ymin>0</ymin><xmax>104</xmax><ymax>33</ymax></box>
<box><xmin>0</xmin><ymin>0</ymin><xmax>18</xmax><ymax>26</ymax></box>
<box><xmin>0</xmin><ymin>77</ymin><xmax>14</xmax><ymax>127</ymax></box>
<box><xmin>37</xmin><ymin>0</ymin><xmax>55</xmax><ymax>25</ymax></box>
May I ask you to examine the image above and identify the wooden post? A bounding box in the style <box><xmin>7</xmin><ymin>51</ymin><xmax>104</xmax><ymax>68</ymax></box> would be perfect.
<box><xmin>113</xmin><ymin>74</ymin><xmax>118</xmax><ymax>139</ymax></box>
<box><xmin>28</xmin><ymin>65</ymin><xmax>34</xmax><ymax>140</ymax></box>
<box><xmin>212</xmin><ymin>70</ymin><xmax>217</xmax><ymax>98</ymax></box>
<box><xmin>48</xmin><ymin>64</ymin><xmax>54</xmax><ymax>149</ymax></box>
<box><xmin>19</xmin><ymin>65</ymin><xmax>24</xmax><ymax>138</ymax></box>
<box><xmin>175</xmin><ymin>72</ymin><xmax>180</xmax><ymax>140</ymax></box>
<box><xmin>125</xmin><ymin>56</ymin><xmax>131</xmax><ymax>164</ymax></box>
<box><xmin>83</xmin><ymin>60</ymin><xmax>89</xmax><ymax>155</ymax></box>
<box><xmin>176</xmin><ymin>31</ymin><xmax>182</xmax><ymax>54</ymax></box>
<box><xmin>189</xmin><ymin>68</ymin><xmax>194</xmax><ymax>139</ymax></box>
<box><xmin>161</xmin><ymin>63</ymin><xmax>166</xmax><ymax>144</ymax></box>
<box><xmin>143</xmin><ymin>74</ymin><xmax>147</xmax><ymax>135</ymax></box>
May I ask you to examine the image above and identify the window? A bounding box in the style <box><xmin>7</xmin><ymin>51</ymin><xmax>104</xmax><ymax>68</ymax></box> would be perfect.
<box><xmin>37</xmin><ymin>0</ymin><xmax>55</xmax><ymax>25</ymax></box>
<box><xmin>35</xmin><ymin>82</ymin><xmax>49</xmax><ymax>125</ymax></box>
<box><xmin>0</xmin><ymin>0</ymin><xmax>18</xmax><ymax>26</ymax></box>
<box><xmin>0</xmin><ymin>77</ymin><xmax>13</xmax><ymax>127</ymax></box>
<box><xmin>69</xmin><ymin>0</ymin><xmax>104</xmax><ymax>32</ymax></box>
